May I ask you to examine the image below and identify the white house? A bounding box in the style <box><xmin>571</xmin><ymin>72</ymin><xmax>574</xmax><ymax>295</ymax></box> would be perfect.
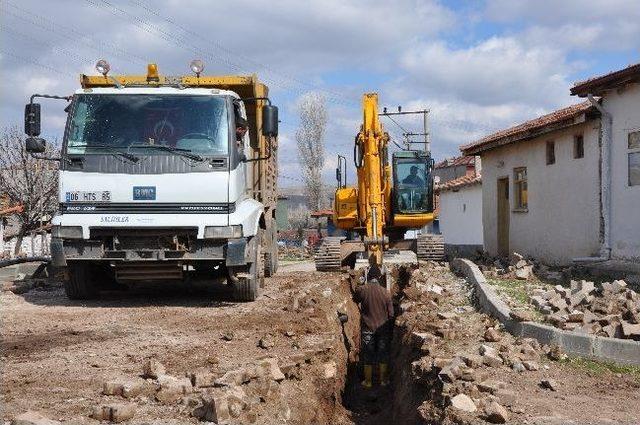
<box><xmin>571</xmin><ymin>63</ymin><xmax>640</xmax><ymax>262</ymax></box>
<box><xmin>460</xmin><ymin>62</ymin><xmax>640</xmax><ymax>265</ymax></box>
<box><xmin>461</xmin><ymin>102</ymin><xmax>602</xmax><ymax>265</ymax></box>
<box><xmin>436</xmin><ymin>173</ymin><xmax>483</xmax><ymax>258</ymax></box>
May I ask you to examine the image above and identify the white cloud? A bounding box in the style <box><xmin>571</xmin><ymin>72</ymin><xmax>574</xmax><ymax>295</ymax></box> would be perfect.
<box><xmin>484</xmin><ymin>0</ymin><xmax>640</xmax><ymax>51</ymax></box>
<box><xmin>399</xmin><ymin>37</ymin><xmax>572</xmax><ymax>108</ymax></box>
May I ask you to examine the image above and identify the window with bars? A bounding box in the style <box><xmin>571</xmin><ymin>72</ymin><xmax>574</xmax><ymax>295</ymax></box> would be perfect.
<box><xmin>629</xmin><ymin>130</ymin><xmax>640</xmax><ymax>186</ymax></box>
<box><xmin>546</xmin><ymin>141</ymin><xmax>555</xmax><ymax>165</ymax></box>
<box><xmin>574</xmin><ymin>134</ymin><xmax>584</xmax><ymax>159</ymax></box>
<box><xmin>513</xmin><ymin>167</ymin><xmax>528</xmax><ymax>210</ymax></box>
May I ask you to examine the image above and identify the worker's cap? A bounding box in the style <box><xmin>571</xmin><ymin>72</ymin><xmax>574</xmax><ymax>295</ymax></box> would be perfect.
<box><xmin>236</xmin><ymin>116</ymin><xmax>248</xmax><ymax>129</ymax></box>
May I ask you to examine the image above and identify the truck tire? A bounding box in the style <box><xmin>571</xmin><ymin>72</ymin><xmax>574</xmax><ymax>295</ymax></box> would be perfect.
<box><xmin>64</xmin><ymin>262</ymin><xmax>99</xmax><ymax>300</ymax></box>
<box><xmin>233</xmin><ymin>230</ymin><xmax>264</xmax><ymax>302</ymax></box>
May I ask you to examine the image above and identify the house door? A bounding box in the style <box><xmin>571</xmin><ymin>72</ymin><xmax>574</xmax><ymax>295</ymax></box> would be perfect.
<box><xmin>497</xmin><ymin>178</ymin><xmax>510</xmax><ymax>257</ymax></box>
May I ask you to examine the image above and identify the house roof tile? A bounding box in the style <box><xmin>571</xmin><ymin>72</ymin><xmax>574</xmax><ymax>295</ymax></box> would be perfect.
<box><xmin>436</xmin><ymin>173</ymin><xmax>482</xmax><ymax>193</ymax></box>
<box><xmin>571</xmin><ymin>62</ymin><xmax>640</xmax><ymax>97</ymax></box>
<box><xmin>460</xmin><ymin>101</ymin><xmax>596</xmax><ymax>155</ymax></box>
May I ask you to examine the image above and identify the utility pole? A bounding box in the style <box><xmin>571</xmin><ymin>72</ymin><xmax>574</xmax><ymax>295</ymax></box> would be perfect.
<box><xmin>379</xmin><ymin>107</ymin><xmax>430</xmax><ymax>154</ymax></box>
<box><xmin>423</xmin><ymin>109</ymin><xmax>430</xmax><ymax>154</ymax></box>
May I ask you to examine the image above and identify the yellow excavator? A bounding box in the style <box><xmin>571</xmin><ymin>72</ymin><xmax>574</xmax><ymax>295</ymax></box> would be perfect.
<box><xmin>314</xmin><ymin>93</ymin><xmax>444</xmax><ymax>278</ymax></box>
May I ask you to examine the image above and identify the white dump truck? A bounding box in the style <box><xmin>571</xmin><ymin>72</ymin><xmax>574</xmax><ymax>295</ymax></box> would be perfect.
<box><xmin>24</xmin><ymin>60</ymin><xmax>279</xmax><ymax>301</ymax></box>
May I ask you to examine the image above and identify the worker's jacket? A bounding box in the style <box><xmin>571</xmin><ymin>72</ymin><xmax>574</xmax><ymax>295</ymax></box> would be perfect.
<box><xmin>354</xmin><ymin>282</ymin><xmax>394</xmax><ymax>332</ymax></box>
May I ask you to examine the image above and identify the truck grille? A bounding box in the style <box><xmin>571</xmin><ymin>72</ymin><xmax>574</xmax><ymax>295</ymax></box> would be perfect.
<box><xmin>62</xmin><ymin>202</ymin><xmax>234</xmax><ymax>214</ymax></box>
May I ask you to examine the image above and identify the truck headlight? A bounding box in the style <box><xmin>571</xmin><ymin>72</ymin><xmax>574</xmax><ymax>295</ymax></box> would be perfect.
<box><xmin>52</xmin><ymin>225</ymin><xmax>83</xmax><ymax>239</ymax></box>
<box><xmin>204</xmin><ymin>225</ymin><xmax>242</xmax><ymax>239</ymax></box>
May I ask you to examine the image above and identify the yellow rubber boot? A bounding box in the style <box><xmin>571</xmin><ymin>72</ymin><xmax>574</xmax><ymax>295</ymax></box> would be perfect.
<box><xmin>362</xmin><ymin>364</ymin><xmax>373</xmax><ymax>389</ymax></box>
<box><xmin>379</xmin><ymin>363</ymin><xmax>390</xmax><ymax>386</ymax></box>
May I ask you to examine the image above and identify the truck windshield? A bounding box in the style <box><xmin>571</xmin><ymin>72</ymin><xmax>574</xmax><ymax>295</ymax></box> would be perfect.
<box><xmin>66</xmin><ymin>94</ymin><xmax>229</xmax><ymax>156</ymax></box>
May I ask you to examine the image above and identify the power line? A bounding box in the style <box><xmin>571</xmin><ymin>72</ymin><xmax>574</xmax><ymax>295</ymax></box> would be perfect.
<box><xmin>1</xmin><ymin>0</ymin><xmax>148</xmax><ymax>65</ymax></box>
<box><xmin>0</xmin><ymin>48</ymin><xmax>68</xmax><ymax>76</ymax></box>
<box><xmin>126</xmin><ymin>0</ymin><xmax>353</xmax><ymax>105</ymax></box>
<box><xmin>86</xmin><ymin>0</ymin><xmax>356</xmax><ymax>106</ymax></box>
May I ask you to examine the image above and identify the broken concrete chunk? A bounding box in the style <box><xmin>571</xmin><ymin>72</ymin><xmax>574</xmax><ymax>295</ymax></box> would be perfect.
<box><xmin>477</xmin><ymin>379</ymin><xmax>505</xmax><ymax>395</ymax></box>
<box><xmin>91</xmin><ymin>404</ymin><xmax>136</xmax><ymax>423</ymax></box>
<box><xmin>547</xmin><ymin>345</ymin><xmax>566</xmax><ymax>361</ymax></box>
<box><xmin>522</xmin><ymin>361</ymin><xmax>539</xmax><ymax>371</ymax></box>
<box><xmin>515</xmin><ymin>265</ymin><xmax>533</xmax><ymax>280</ymax></box>
<box><xmin>437</xmin><ymin>311</ymin><xmax>457</xmax><ymax>320</ymax></box>
<box><xmin>567</xmin><ymin>310</ymin><xmax>585</xmax><ymax>323</ymax></box>
<box><xmin>548</xmin><ymin>296</ymin><xmax>568</xmax><ymax>312</ymax></box>
<box><xmin>198</xmin><ymin>388</ymin><xmax>232</xmax><ymax>424</ymax></box>
<box><xmin>531</xmin><ymin>296</ymin><xmax>547</xmax><ymax>309</ymax></box>
<box><xmin>511</xmin><ymin>361</ymin><xmax>525</xmax><ymax>373</ymax></box>
<box><xmin>260</xmin><ymin>358</ymin><xmax>286</xmax><ymax>382</ymax></box>
<box><xmin>485</xmin><ymin>401</ymin><xmax>510</xmax><ymax>423</ymax></box>
<box><xmin>156</xmin><ymin>375</ymin><xmax>193</xmax><ymax>404</ymax></box>
<box><xmin>11</xmin><ymin>411</ymin><xmax>61</xmax><ymax>425</ymax></box>
<box><xmin>482</xmin><ymin>353</ymin><xmax>503</xmax><ymax>368</ymax></box>
<box><xmin>510</xmin><ymin>252</ymin><xmax>524</xmax><ymax>265</ymax></box>
<box><xmin>621</xmin><ymin>321</ymin><xmax>640</xmax><ymax>338</ymax></box>
<box><xmin>189</xmin><ymin>369</ymin><xmax>218</xmax><ymax>388</ymax></box>
<box><xmin>484</xmin><ymin>327</ymin><xmax>502</xmax><ymax>342</ymax></box>
<box><xmin>450</xmin><ymin>393</ymin><xmax>476</xmax><ymax>413</ymax></box>
<box><xmin>540</xmin><ymin>378</ymin><xmax>558</xmax><ymax>391</ymax></box>
<box><xmin>142</xmin><ymin>358</ymin><xmax>165</xmax><ymax>379</ymax></box>
<box><xmin>258</xmin><ymin>335</ymin><xmax>275</xmax><ymax>349</ymax></box>
<box><xmin>460</xmin><ymin>354</ymin><xmax>483</xmax><ymax>369</ymax></box>
<box><xmin>611</xmin><ymin>280</ymin><xmax>628</xmax><ymax>293</ymax></box>
<box><xmin>510</xmin><ymin>310</ymin><xmax>534</xmax><ymax>322</ymax></box>
<box><xmin>479</xmin><ymin>344</ymin><xmax>498</xmax><ymax>357</ymax></box>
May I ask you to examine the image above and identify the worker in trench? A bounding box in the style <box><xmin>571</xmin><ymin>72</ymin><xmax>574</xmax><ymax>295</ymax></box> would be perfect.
<box><xmin>353</xmin><ymin>267</ymin><xmax>395</xmax><ymax>388</ymax></box>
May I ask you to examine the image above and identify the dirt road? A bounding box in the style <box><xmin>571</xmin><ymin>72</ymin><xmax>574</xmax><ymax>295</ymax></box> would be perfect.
<box><xmin>1</xmin><ymin>261</ymin><xmax>639</xmax><ymax>424</ymax></box>
<box><xmin>1</xmin><ymin>262</ymin><xmax>356</xmax><ymax>423</ymax></box>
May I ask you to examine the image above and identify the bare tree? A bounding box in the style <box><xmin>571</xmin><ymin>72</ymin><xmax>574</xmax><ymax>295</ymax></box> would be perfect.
<box><xmin>0</xmin><ymin>126</ymin><xmax>59</xmax><ymax>255</ymax></box>
<box><xmin>287</xmin><ymin>204</ymin><xmax>311</xmax><ymax>232</ymax></box>
<box><xmin>295</xmin><ymin>92</ymin><xmax>327</xmax><ymax>211</ymax></box>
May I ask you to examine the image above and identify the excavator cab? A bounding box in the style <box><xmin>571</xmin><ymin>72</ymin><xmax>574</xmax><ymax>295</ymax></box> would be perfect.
<box><xmin>392</xmin><ymin>150</ymin><xmax>434</xmax><ymax>220</ymax></box>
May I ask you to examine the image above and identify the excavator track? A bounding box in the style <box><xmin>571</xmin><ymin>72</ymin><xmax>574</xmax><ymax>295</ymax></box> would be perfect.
<box><xmin>416</xmin><ymin>234</ymin><xmax>445</xmax><ymax>261</ymax></box>
<box><xmin>314</xmin><ymin>237</ymin><xmax>344</xmax><ymax>271</ymax></box>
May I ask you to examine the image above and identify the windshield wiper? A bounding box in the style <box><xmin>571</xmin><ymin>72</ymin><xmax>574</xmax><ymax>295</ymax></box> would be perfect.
<box><xmin>129</xmin><ymin>144</ymin><xmax>204</xmax><ymax>162</ymax></box>
<box><xmin>67</xmin><ymin>144</ymin><xmax>139</xmax><ymax>162</ymax></box>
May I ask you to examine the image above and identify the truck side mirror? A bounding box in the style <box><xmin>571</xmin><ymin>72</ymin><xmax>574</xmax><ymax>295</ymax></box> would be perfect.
<box><xmin>24</xmin><ymin>103</ymin><xmax>41</xmax><ymax>137</ymax></box>
<box><xmin>262</xmin><ymin>105</ymin><xmax>278</xmax><ymax>137</ymax></box>
<box><xmin>336</xmin><ymin>167</ymin><xmax>342</xmax><ymax>183</ymax></box>
<box><xmin>25</xmin><ymin>137</ymin><xmax>46</xmax><ymax>154</ymax></box>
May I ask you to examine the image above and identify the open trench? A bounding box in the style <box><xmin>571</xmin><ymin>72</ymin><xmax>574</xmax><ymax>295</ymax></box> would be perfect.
<box><xmin>332</xmin><ymin>264</ymin><xmax>448</xmax><ymax>425</ymax></box>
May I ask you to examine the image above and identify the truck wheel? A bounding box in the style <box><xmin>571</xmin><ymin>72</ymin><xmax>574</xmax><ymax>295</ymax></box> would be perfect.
<box><xmin>64</xmin><ymin>262</ymin><xmax>99</xmax><ymax>300</ymax></box>
<box><xmin>233</xmin><ymin>230</ymin><xmax>264</xmax><ymax>302</ymax></box>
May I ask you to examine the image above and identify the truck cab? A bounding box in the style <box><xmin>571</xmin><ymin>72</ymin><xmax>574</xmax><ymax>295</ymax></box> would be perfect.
<box><xmin>24</xmin><ymin>62</ymin><xmax>279</xmax><ymax>301</ymax></box>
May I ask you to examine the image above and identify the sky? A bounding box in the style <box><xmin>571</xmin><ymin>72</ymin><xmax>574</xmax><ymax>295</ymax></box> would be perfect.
<box><xmin>1</xmin><ymin>0</ymin><xmax>639</xmax><ymax>187</ymax></box>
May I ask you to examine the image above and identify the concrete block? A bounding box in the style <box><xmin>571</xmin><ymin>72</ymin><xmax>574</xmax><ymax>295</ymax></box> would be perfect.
<box><xmin>11</xmin><ymin>411</ymin><xmax>61</xmax><ymax>425</ymax></box>
<box><xmin>593</xmin><ymin>337</ymin><xmax>640</xmax><ymax>366</ymax></box>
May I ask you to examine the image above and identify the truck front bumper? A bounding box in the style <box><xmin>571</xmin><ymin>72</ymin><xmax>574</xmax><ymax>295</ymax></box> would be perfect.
<box><xmin>51</xmin><ymin>237</ymin><xmax>249</xmax><ymax>268</ymax></box>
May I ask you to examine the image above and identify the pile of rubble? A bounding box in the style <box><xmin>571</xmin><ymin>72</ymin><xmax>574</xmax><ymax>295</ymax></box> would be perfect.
<box><xmin>10</xmin><ymin>356</ymin><xmax>320</xmax><ymax>424</ymax></box>
<box><xmin>392</xmin><ymin>266</ymin><xmax>564</xmax><ymax>424</ymax></box>
<box><xmin>479</xmin><ymin>252</ymin><xmax>565</xmax><ymax>282</ymax></box>
<box><xmin>530</xmin><ymin>279</ymin><xmax>640</xmax><ymax>340</ymax></box>
<box><xmin>92</xmin><ymin>357</ymin><xmax>292</xmax><ymax>423</ymax></box>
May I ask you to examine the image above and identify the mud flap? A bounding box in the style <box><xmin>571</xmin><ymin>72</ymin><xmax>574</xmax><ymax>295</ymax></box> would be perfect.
<box><xmin>51</xmin><ymin>238</ymin><xmax>67</xmax><ymax>267</ymax></box>
<box><xmin>226</xmin><ymin>238</ymin><xmax>247</xmax><ymax>267</ymax></box>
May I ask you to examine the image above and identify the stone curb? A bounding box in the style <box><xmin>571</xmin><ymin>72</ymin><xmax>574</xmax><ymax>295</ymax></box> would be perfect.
<box><xmin>451</xmin><ymin>258</ymin><xmax>640</xmax><ymax>367</ymax></box>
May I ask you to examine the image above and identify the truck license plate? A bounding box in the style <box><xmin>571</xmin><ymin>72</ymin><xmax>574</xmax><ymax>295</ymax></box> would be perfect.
<box><xmin>65</xmin><ymin>191</ymin><xmax>111</xmax><ymax>203</ymax></box>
